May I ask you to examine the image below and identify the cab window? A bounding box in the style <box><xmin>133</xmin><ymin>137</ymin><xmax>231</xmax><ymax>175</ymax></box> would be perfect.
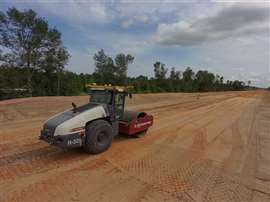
<box><xmin>90</xmin><ymin>90</ymin><xmax>112</xmax><ymax>104</ymax></box>
<box><xmin>115</xmin><ymin>93</ymin><xmax>125</xmax><ymax>105</ymax></box>
<box><xmin>114</xmin><ymin>93</ymin><xmax>125</xmax><ymax>119</ymax></box>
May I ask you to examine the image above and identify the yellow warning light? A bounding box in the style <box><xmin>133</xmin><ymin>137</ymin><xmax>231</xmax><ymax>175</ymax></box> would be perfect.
<box><xmin>85</xmin><ymin>83</ymin><xmax>133</xmax><ymax>91</ymax></box>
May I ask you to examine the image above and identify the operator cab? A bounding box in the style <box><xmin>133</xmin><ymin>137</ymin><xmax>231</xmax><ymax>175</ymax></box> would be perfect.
<box><xmin>88</xmin><ymin>86</ymin><xmax>131</xmax><ymax>121</ymax></box>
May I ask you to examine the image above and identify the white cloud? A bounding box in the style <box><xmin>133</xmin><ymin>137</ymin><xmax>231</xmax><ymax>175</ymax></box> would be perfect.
<box><xmin>192</xmin><ymin>36</ymin><xmax>270</xmax><ymax>87</ymax></box>
<box><xmin>155</xmin><ymin>3</ymin><xmax>270</xmax><ymax>46</ymax></box>
<box><xmin>31</xmin><ymin>0</ymin><xmax>111</xmax><ymax>27</ymax></box>
<box><xmin>121</xmin><ymin>19</ymin><xmax>134</xmax><ymax>28</ymax></box>
<box><xmin>67</xmin><ymin>48</ymin><xmax>94</xmax><ymax>74</ymax></box>
<box><xmin>120</xmin><ymin>14</ymin><xmax>151</xmax><ymax>28</ymax></box>
<box><xmin>114</xmin><ymin>0</ymin><xmax>188</xmax><ymax>28</ymax></box>
<box><xmin>1</xmin><ymin>0</ymin><xmax>269</xmax><ymax>87</ymax></box>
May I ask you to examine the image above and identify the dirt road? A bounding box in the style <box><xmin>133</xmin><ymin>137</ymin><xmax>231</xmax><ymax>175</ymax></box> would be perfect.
<box><xmin>0</xmin><ymin>91</ymin><xmax>269</xmax><ymax>202</ymax></box>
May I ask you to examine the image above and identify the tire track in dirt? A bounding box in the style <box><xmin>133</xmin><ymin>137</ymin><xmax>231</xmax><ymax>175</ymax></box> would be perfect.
<box><xmin>0</xmin><ymin>95</ymin><xmax>208</xmax><ymax>181</ymax></box>
<box><xmin>92</xmin><ymin>96</ymin><xmax>256</xmax><ymax>201</ymax></box>
<box><xmin>0</xmin><ymin>146</ymin><xmax>92</xmax><ymax>182</ymax></box>
<box><xmin>0</xmin><ymin>153</ymin><xmax>104</xmax><ymax>201</ymax></box>
<box><xmin>0</xmin><ymin>91</ymin><xmax>266</xmax><ymax>202</ymax></box>
<box><xmin>105</xmin><ymin>95</ymin><xmax>261</xmax><ymax>201</ymax></box>
<box><xmin>199</xmin><ymin>96</ymin><xmax>261</xmax><ymax>202</ymax></box>
<box><xmin>0</xmin><ymin>94</ymin><xmax>240</xmax><ymax>200</ymax></box>
<box><xmin>0</xmin><ymin>92</ymin><xmax>237</xmax><ymax>183</ymax></box>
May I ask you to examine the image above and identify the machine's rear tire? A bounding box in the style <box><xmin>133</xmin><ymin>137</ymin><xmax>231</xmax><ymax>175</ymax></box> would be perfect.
<box><xmin>83</xmin><ymin>120</ymin><xmax>113</xmax><ymax>154</ymax></box>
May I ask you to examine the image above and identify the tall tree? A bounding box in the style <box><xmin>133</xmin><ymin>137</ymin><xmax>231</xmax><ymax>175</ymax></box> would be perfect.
<box><xmin>93</xmin><ymin>50</ymin><xmax>134</xmax><ymax>85</ymax></box>
<box><xmin>93</xmin><ymin>49</ymin><xmax>114</xmax><ymax>84</ymax></box>
<box><xmin>196</xmin><ymin>70</ymin><xmax>215</xmax><ymax>91</ymax></box>
<box><xmin>0</xmin><ymin>7</ymin><xmax>69</xmax><ymax>96</ymax></box>
<box><xmin>154</xmin><ymin>61</ymin><xmax>167</xmax><ymax>80</ymax></box>
<box><xmin>0</xmin><ymin>7</ymin><xmax>68</xmax><ymax>96</ymax></box>
<box><xmin>220</xmin><ymin>76</ymin><xmax>224</xmax><ymax>84</ymax></box>
<box><xmin>40</xmin><ymin>29</ymin><xmax>69</xmax><ymax>95</ymax></box>
<box><xmin>182</xmin><ymin>67</ymin><xmax>195</xmax><ymax>82</ymax></box>
<box><xmin>114</xmin><ymin>53</ymin><xmax>134</xmax><ymax>84</ymax></box>
<box><xmin>247</xmin><ymin>80</ymin><xmax>251</xmax><ymax>87</ymax></box>
<box><xmin>170</xmin><ymin>67</ymin><xmax>181</xmax><ymax>80</ymax></box>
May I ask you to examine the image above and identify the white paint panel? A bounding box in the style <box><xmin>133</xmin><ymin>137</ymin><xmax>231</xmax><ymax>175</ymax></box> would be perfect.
<box><xmin>54</xmin><ymin>106</ymin><xmax>107</xmax><ymax>136</ymax></box>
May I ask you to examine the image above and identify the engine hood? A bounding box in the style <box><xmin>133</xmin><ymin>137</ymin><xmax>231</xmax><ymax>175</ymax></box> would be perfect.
<box><xmin>44</xmin><ymin>103</ymin><xmax>100</xmax><ymax>133</ymax></box>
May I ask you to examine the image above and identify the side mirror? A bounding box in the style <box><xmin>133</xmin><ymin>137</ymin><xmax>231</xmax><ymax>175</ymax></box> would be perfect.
<box><xmin>129</xmin><ymin>93</ymin><xmax>132</xmax><ymax>99</ymax></box>
<box><xmin>72</xmin><ymin>102</ymin><xmax>77</xmax><ymax>113</ymax></box>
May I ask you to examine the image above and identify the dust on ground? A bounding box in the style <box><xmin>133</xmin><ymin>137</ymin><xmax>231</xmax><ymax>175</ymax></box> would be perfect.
<box><xmin>0</xmin><ymin>91</ymin><xmax>269</xmax><ymax>201</ymax></box>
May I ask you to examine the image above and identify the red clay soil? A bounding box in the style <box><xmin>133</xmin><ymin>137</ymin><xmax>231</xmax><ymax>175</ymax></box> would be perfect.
<box><xmin>0</xmin><ymin>91</ymin><xmax>269</xmax><ymax>202</ymax></box>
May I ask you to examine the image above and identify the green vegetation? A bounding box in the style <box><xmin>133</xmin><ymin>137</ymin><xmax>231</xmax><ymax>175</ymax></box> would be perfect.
<box><xmin>0</xmin><ymin>7</ymin><xmax>69</xmax><ymax>97</ymax></box>
<box><xmin>93</xmin><ymin>49</ymin><xmax>134</xmax><ymax>85</ymax></box>
<box><xmin>0</xmin><ymin>7</ymin><xmax>248</xmax><ymax>100</ymax></box>
<box><xmin>129</xmin><ymin>64</ymin><xmax>246</xmax><ymax>93</ymax></box>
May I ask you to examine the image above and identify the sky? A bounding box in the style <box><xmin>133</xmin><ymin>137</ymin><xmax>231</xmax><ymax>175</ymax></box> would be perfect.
<box><xmin>0</xmin><ymin>0</ymin><xmax>269</xmax><ymax>87</ymax></box>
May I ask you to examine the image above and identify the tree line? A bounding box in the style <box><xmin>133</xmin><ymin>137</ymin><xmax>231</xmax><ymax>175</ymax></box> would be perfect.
<box><xmin>0</xmin><ymin>7</ymin><xmax>249</xmax><ymax>100</ymax></box>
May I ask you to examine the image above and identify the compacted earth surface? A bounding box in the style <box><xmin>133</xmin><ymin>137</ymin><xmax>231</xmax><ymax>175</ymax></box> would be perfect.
<box><xmin>0</xmin><ymin>91</ymin><xmax>270</xmax><ymax>202</ymax></box>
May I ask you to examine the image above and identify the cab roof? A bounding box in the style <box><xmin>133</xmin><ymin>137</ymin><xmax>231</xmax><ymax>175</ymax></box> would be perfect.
<box><xmin>85</xmin><ymin>83</ymin><xmax>133</xmax><ymax>93</ymax></box>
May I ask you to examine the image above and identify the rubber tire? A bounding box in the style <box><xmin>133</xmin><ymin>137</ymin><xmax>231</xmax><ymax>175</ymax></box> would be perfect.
<box><xmin>83</xmin><ymin>120</ymin><xmax>113</xmax><ymax>154</ymax></box>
